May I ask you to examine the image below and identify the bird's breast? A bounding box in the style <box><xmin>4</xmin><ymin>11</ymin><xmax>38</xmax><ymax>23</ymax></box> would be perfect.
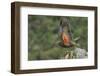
<box><xmin>62</xmin><ymin>32</ymin><xmax>70</xmax><ymax>46</ymax></box>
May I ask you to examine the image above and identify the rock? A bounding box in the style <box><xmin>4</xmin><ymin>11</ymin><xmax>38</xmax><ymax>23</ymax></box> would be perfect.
<box><xmin>74</xmin><ymin>48</ymin><xmax>87</xmax><ymax>58</ymax></box>
<box><xmin>64</xmin><ymin>53</ymin><xmax>70</xmax><ymax>59</ymax></box>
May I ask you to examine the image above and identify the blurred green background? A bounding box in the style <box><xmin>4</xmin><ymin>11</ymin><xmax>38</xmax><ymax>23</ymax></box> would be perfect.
<box><xmin>28</xmin><ymin>15</ymin><xmax>88</xmax><ymax>60</ymax></box>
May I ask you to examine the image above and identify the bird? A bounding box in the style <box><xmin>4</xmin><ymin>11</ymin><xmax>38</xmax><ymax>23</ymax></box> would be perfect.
<box><xmin>58</xmin><ymin>17</ymin><xmax>80</xmax><ymax>48</ymax></box>
<box><xmin>59</xmin><ymin>17</ymin><xmax>73</xmax><ymax>47</ymax></box>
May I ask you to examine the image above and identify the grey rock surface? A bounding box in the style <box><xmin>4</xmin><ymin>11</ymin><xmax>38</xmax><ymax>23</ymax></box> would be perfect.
<box><xmin>74</xmin><ymin>48</ymin><xmax>87</xmax><ymax>58</ymax></box>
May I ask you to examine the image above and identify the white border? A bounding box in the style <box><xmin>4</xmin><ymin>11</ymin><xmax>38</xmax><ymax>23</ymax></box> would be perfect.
<box><xmin>20</xmin><ymin>6</ymin><xmax>95</xmax><ymax>70</ymax></box>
